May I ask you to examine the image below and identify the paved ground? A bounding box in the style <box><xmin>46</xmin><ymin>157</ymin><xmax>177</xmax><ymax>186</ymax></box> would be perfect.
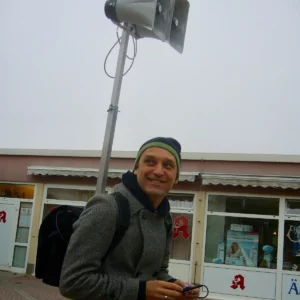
<box><xmin>0</xmin><ymin>271</ymin><xmax>66</xmax><ymax>300</ymax></box>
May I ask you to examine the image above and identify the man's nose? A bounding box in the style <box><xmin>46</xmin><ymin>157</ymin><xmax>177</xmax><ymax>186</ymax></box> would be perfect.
<box><xmin>153</xmin><ymin>164</ymin><xmax>164</xmax><ymax>176</ymax></box>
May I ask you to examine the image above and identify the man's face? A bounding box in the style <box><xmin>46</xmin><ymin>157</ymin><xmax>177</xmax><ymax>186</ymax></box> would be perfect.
<box><xmin>134</xmin><ymin>147</ymin><xmax>178</xmax><ymax>204</ymax></box>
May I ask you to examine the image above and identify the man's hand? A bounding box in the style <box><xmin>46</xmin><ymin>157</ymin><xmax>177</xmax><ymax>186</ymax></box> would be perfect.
<box><xmin>146</xmin><ymin>280</ymin><xmax>183</xmax><ymax>300</ymax></box>
<box><xmin>173</xmin><ymin>280</ymin><xmax>200</xmax><ymax>298</ymax></box>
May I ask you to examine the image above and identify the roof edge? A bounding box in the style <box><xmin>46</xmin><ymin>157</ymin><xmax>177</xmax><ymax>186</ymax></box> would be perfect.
<box><xmin>1</xmin><ymin>148</ymin><xmax>300</xmax><ymax>163</ymax></box>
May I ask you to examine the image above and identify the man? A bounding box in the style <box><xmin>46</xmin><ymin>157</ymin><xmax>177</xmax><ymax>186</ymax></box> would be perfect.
<box><xmin>59</xmin><ymin>137</ymin><xmax>199</xmax><ymax>299</ymax></box>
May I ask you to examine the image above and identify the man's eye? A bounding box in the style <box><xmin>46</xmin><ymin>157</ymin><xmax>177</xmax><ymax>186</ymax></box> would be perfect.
<box><xmin>145</xmin><ymin>159</ymin><xmax>154</xmax><ymax>165</ymax></box>
<box><xmin>164</xmin><ymin>163</ymin><xmax>173</xmax><ymax>169</ymax></box>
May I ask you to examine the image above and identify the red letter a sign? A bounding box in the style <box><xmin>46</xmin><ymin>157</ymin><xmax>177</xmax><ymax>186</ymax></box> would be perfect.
<box><xmin>0</xmin><ymin>211</ymin><xmax>7</xmax><ymax>223</ymax></box>
<box><xmin>172</xmin><ymin>216</ymin><xmax>190</xmax><ymax>240</ymax></box>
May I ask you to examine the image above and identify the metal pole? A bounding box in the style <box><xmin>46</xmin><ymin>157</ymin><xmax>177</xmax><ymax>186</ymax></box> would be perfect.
<box><xmin>96</xmin><ymin>27</ymin><xmax>130</xmax><ymax>194</ymax></box>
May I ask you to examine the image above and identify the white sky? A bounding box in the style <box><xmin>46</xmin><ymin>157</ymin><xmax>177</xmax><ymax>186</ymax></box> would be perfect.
<box><xmin>1</xmin><ymin>0</ymin><xmax>300</xmax><ymax>154</ymax></box>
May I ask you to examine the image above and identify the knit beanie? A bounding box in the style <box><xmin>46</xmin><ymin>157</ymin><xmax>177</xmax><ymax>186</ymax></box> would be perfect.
<box><xmin>134</xmin><ymin>137</ymin><xmax>181</xmax><ymax>178</ymax></box>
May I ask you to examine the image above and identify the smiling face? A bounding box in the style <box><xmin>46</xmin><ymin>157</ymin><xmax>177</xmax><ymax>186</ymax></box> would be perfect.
<box><xmin>134</xmin><ymin>147</ymin><xmax>178</xmax><ymax>208</ymax></box>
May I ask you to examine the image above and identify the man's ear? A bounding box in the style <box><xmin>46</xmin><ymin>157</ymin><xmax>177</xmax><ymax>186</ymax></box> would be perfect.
<box><xmin>134</xmin><ymin>162</ymin><xmax>139</xmax><ymax>175</ymax></box>
<box><xmin>173</xmin><ymin>179</ymin><xmax>179</xmax><ymax>187</ymax></box>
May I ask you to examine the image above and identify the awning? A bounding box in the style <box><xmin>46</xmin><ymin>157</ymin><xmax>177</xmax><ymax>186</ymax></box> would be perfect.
<box><xmin>27</xmin><ymin>166</ymin><xmax>199</xmax><ymax>182</ymax></box>
<box><xmin>201</xmin><ymin>173</ymin><xmax>300</xmax><ymax>190</ymax></box>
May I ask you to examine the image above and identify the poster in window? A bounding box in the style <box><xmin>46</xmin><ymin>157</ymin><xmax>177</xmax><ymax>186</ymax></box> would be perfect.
<box><xmin>19</xmin><ymin>208</ymin><xmax>32</xmax><ymax>228</ymax></box>
<box><xmin>287</xmin><ymin>223</ymin><xmax>300</xmax><ymax>257</ymax></box>
<box><xmin>225</xmin><ymin>230</ymin><xmax>259</xmax><ymax>267</ymax></box>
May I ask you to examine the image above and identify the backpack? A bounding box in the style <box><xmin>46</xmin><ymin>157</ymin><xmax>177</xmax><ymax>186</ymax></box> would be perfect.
<box><xmin>35</xmin><ymin>192</ymin><xmax>172</xmax><ymax>287</ymax></box>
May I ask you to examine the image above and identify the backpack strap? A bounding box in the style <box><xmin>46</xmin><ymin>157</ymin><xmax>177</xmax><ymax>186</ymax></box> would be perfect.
<box><xmin>164</xmin><ymin>213</ymin><xmax>173</xmax><ymax>237</ymax></box>
<box><xmin>102</xmin><ymin>192</ymin><xmax>131</xmax><ymax>262</ymax></box>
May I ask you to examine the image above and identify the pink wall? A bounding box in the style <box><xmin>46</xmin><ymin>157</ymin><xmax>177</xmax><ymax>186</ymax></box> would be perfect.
<box><xmin>0</xmin><ymin>155</ymin><xmax>201</xmax><ymax>191</ymax></box>
<box><xmin>1</xmin><ymin>155</ymin><xmax>300</xmax><ymax>195</ymax></box>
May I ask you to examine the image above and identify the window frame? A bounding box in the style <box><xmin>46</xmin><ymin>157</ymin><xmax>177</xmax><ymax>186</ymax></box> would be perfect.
<box><xmin>40</xmin><ymin>184</ymin><xmax>113</xmax><ymax>225</ymax></box>
<box><xmin>282</xmin><ymin>197</ymin><xmax>300</xmax><ymax>276</ymax></box>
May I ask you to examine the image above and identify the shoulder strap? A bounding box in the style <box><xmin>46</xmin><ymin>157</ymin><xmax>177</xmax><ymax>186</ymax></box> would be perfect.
<box><xmin>102</xmin><ymin>192</ymin><xmax>131</xmax><ymax>262</ymax></box>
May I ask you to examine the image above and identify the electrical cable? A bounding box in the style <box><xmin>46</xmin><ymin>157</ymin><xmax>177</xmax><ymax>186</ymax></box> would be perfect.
<box><xmin>116</xmin><ymin>27</ymin><xmax>137</xmax><ymax>61</ymax></box>
<box><xmin>104</xmin><ymin>26</ymin><xmax>138</xmax><ymax>79</ymax></box>
<box><xmin>184</xmin><ymin>284</ymin><xmax>209</xmax><ymax>299</ymax></box>
<box><xmin>197</xmin><ymin>284</ymin><xmax>209</xmax><ymax>298</ymax></box>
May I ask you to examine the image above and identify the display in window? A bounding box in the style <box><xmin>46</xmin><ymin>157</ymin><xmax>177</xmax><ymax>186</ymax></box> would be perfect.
<box><xmin>225</xmin><ymin>229</ymin><xmax>259</xmax><ymax>267</ymax></box>
<box><xmin>0</xmin><ymin>184</ymin><xmax>35</xmax><ymax>199</ymax></box>
<box><xmin>212</xmin><ymin>242</ymin><xmax>225</xmax><ymax>264</ymax></box>
<box><xmin>261</xmin><ymin>245</ymin><xmax>275</xmax><ymax>268</ymax></box>
<box><xmin>283</xmin><ymin>221</ymin><xmax>300</xmax><ymax>271</ymax></box>
<box><xmin>286</xmin><ymin>223</ymin><xmax>300</xmax><ymax>257</ymax></box>
<box><xmin>205</xmin><ymin>215</ymin><xmax>278</xmax><ymax>269</ymax></box>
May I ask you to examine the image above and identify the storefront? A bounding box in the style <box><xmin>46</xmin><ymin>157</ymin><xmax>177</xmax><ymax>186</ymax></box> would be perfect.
<box><xmin>0</xmin><ymin>182</ymin><xmax>35</xmax><ymax>274</ymax></box>
<box><xmin>200</xmin><ymin>187</ymin><xmax>300</xmax><ymax>299</ymax></box>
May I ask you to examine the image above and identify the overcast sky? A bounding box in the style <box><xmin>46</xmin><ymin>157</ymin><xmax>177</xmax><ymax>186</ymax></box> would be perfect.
<box><xmin>1</xmin><ymin>0</ymin><xmax>299</xmax><ymax>155</ymax></box>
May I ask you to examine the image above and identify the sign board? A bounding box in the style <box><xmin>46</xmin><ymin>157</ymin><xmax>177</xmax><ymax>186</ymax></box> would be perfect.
<box><xmin>282</xmin><ymin>274</ymin><xmax>300</xmax><ymax>299</ymax></box>
<box><xmin>203</xmin><ymin>266</ymin><xmax>276</xmax><ymax>299</ymax></box>
<box><xmin>0</xmin><ymin>203</ymin><xmax>18</xmax><ymax>267</ymax></box>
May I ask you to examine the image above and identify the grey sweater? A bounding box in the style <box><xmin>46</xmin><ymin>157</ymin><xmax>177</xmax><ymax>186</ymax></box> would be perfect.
<box><xmin>59</xmin><ymin>183</ymin><xmax>174</xmax><ymax>300</ymax></box>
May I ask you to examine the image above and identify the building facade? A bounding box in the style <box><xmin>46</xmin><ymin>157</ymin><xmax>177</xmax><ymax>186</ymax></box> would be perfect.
<box><xmin>1</xmin><ymin>148</ymin><xmax>300</xmax><ymax>300</ymax></box>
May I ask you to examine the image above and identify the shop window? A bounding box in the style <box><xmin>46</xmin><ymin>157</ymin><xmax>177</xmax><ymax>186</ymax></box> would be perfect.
<box><xmin>42</xmin><ymin>203</ymin><xmax>85</xmax><ymax>221</ymax></box>
<box><xmin>46</xmin><ymin>187</ymin><xmax>95</xmax><ymax>202</ymax></box>
<box><xmin>205</xmin><ymin>195</ymin><xmax>279</xmax><ymax>269</ymax></box>
<box><xmin>205</xmin><ymin>215</ymin><xmax>278</xmax><ymax>268</ymax></box>
<box><xmin>286</xmin><ymin>199</ymin><xmax>300</xmax><ymax>215</ymax></box>
<box><xmin>12</xmin><ymin>246</ymin><xmax>27</xmax><ymax>268</ymax></box>
<box><xmin>0</xmin><ymin>183</ymin><xmax>34</xmax><ymax>199</ymax></box>
<box><xmin>15</xmin><ymin>202</ymin><xmax>32</xmax><ymax>243</ymax></box>
<box><xmin>168</xmin><ymin>194</ymin><xmax>194</xmax><ymax>210</ymax></box>
<box><xmin>42</xmin><ymin>204</ymin><xmax>59</xmax><ymax>220</ymax></box>
<box><xmin>170</xmin><ymin>213</ymin><xmax>193</xmax><ymax>260</ymax></box>
<box><xmin>283</xmin><ymin>220</ymin><xmax>300</xmax><ymax>271</ymax></box>
<box><xmin>283</xmin><ymin>199</ymin><xmax>300</xmax><ymax>271</ymax></box>
<box><xmin>208</xmin><ymin>195</ymin><xmax>279</xmax><ymax>216</ymax></box>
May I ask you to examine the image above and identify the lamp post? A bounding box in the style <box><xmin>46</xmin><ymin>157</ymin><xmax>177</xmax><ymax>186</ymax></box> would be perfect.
<box><xmin>96</xmin><ymin>0</ymin><xmax>190</xmax><ymax>194</ymax></box>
